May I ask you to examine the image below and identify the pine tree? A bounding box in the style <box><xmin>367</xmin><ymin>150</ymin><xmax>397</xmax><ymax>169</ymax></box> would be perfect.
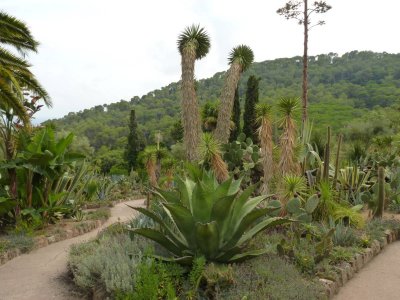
<box><xmin>125</xmin><ymin>109</ymin><xmax>141</xmax><ymax>171</ymax></box>
<box><xmin>229</xmin><ymin>88</ymin><xmax>241</xmax><ymax>141</ymax></box>
<box><xmin>243</xmin><ymin>76</ymin><xmax>260</xmax><ymax>142</ymax></box>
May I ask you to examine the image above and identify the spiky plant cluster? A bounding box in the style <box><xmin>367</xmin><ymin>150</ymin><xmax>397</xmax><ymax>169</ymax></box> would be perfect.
<box><xmin>177</xmin><ymin>24</ymin><xmax>210</xmax><ymax>162</ymax></box>
<box><xmin>278</xmin><ymin>97</ymin><xmax>300</xmax><ymax>175</ymax></box>
<box><xmin>256</xmin><ymin>103</ymin><xmax>274</xmax><ymax>193</ymax></box>
<box><xmin>177</xmin><ymin>25</ymin><xmax>210</xmax><ymax>59</ymax></box>
<box><xmin>199</xmin><ymin>133</ymin><xmax>229</xmax><ymax>182</ymax></box>
<box><xmin>228</xmin><ymin>45</ymin><xmax>255</xmax><ymax>72</ymax></box>
<box><xmin>214</xmin><ymin>45</ymin><xmax>254</xmax><ymax>144</ymax></box>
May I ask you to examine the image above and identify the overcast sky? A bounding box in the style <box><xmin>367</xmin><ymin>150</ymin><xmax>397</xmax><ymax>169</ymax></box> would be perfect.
<box><xmin>3</xmin><ymin>0</ymin><xmax>400</xmax><ymax>122</ymax></box>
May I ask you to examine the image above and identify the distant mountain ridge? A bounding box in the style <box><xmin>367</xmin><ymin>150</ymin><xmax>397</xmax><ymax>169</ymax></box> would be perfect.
<box><xmin>47</xmin><ymin>50</ymin><xmax>400</xmax><ymax>151</ymax></box>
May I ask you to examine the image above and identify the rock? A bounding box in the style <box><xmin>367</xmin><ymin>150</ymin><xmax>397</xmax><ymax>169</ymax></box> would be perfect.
<box><xmin>47</xmin><ymin>236</ymin><xmax>56</xmax><ymax>244</ymax></box>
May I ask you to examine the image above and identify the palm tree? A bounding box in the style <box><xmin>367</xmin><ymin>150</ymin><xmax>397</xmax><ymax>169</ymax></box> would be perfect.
<box><xmin>0</xmin><ymin>12</ymin><xmax>51</xmax><ymax>206</ymax></box>
<box><xmin>278</xmin><ymin>97</ymin><xmax>299</xmax><ymax>175</ymax></box>
<box><xmin>199</xmin><ymin>133</ymin><xmax>229</xmax><ymax>182</ymax></box>
<box><xmin>256</xmin><ymin>103</ymin><xmax>274</xmax><ymax>193</ymax></box>
<box><xmin>0</xmin><ymin>11</ymin><xmax>51</xmax><ymax>122</ymax></box>
<box><xmin>214</xmin><ymin>45</ymin><xmax>254</xmax><ymax>144</ymax></box>
<box><xmin>177</xmin><ymin>25</ymin><xmax>210</xmax><ymax>162</ymax></box>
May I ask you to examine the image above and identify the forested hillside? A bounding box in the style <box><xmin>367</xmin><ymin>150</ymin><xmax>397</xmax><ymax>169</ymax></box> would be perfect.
<box><xmin>46</xmin><ymin>50</ymin><xmax>400</xmax><ymax>157</ymax></box>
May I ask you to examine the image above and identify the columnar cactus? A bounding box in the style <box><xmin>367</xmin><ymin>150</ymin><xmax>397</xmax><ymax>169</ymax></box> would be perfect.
<box><xmin>374</xmin><ymin>166</ymin><xmax>385</xmax><ymax>219</ymax></box>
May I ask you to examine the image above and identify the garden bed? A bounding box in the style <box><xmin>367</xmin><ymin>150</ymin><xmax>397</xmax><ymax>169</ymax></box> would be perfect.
<box><xmin>0</xmin><ymin>207</ymin><xmax>111</xmax><ymax>265</ymax></box>
<box><xmin>67</xmin><ymin>216</ymin><xmax>400</xmax><ymax>300</ymax></box>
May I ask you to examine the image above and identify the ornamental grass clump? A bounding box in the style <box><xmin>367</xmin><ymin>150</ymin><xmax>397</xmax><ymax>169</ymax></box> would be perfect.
<box><xmin>129</xmin><ymin>170</ymin><xmax>291</xmax><ymax>264</ymax></box>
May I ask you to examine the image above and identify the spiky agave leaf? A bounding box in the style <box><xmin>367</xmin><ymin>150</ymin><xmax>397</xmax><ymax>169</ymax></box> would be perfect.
<box><xmin>228</xmin><ymin>45</ymin><xmax>254</xmax><ymax>71</ymax></box>
<box><xmin>177</xmin><ymin>24</ymin><xmax>210</xmax><ymax>60</ymax></box>
<box><xmin>277</xmin><ymin>97</ymin><xmax>299</xmax><ymax>117</ymax></box>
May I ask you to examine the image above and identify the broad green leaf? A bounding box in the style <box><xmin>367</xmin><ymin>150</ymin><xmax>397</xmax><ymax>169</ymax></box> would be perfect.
<box><xmin>228</xmin><ymin>249</ymin><xmax>268</xmax><ymax>263</ymax></box>
<box><xmin>126</xmin><ymin>205</ymin><xmax>187</xmax><ymax>248</ymax></box>
<box><xmin>238</xmin><ymin>217</ymin><xmax>293</xmax><ymax>246</ymax></box>
<box><xmin>305</xmin><ymin>195</ymin><xmax>319</xmax><ymax>214</ymax></box>
<box><xmin>163</xmin><ymin>203</ymin><xmax>196</xmax><ymax>248</ymax></box>
<box><xmin>286</xmin><ymin>197</ymin><xmax>301</xmax><ymax>214</ymax></box>
<box><xmin>130</xmin><ymin>228</ymin><xmax>182</xmax><ymax>256</ymax></box>
<box><xmin>195</xmin><ymin>221</ymin><xmax>219</xmax><ymax>258</ymax></box>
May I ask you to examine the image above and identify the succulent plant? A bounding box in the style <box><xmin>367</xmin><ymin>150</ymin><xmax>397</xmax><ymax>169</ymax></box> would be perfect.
<box><xmin>128</xmin><ymin>170</ymin><xmax>291</xmax><ymax>264</ymax></box>
<box><xmin>286</xmin><ymin>194</ymin><xmax>319</xmax><ymax>223</ymax></box>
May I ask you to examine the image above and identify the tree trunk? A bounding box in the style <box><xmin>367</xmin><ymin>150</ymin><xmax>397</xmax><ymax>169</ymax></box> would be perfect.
<box><xmin>214</xmin><ymin>62</ymin><xmax>242</xmax><ymax>144</ymax></box>
<box><xmin>259</xmin><ymin>119</ymin><xmax>273</xmax><ymax>194</ymax></box>
<box><xmin>181</xmin><ymin>47</ymin><xmax>202</xmax><ymax>161</ymax></box>
<box><xmin>26</xmin><ymin>170</ymin><xmax>33</xmax><ymax>207</ymax></box>
<box><xmin>302</xmin><ymin>0</ymin><xmax>309</xmax><ymax>124</ymax></box>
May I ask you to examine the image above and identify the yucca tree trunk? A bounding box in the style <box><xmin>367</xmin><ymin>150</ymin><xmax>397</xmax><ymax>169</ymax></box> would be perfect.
<box><xmin>259</xmin><ymin>119</ymin><xmax>273</xmax><ymax>193</ymax></box>
<box><xmin>214</xmin><ymin>62</ymin><xmax>242</xmax><ymax>144</ymax></box>
<box><xmin>181</xmin><ymin>47</ymin><xmax>202</xmax><ymax>161</ymax></box>
<box><xmin>302</xmin><ymin>0</ymin><xmax>309</xmax><ymax>124</ymax></box>
<box><xmin>211</xmin><ymin>153</ymin><xmax>229</xmax><ymax>183</ymax></box>
<box><xmin>279</xmin><ymin>116</ymin><xmax>297</xmax><ymax>175</ymax></box>
<box><xmin>146</xmin><ymin>160</ymin><xmax>158</xmax><ymax>187</ymax></box>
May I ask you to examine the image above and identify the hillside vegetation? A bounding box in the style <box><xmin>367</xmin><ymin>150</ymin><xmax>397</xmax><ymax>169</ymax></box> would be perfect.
<box><xmin>47</xmin><ymin>50</ymin><xmax>400</xmax><ymax>156</ymax></box>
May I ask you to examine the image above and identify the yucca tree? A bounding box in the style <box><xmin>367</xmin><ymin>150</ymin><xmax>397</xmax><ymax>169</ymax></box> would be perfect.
<box><xmin>256</xmin><ymin>103</ymin><xmax>274</xmax><ymax>193</ymax></box>
<box><xmin>177</xmin><ymin>25</ymin><xmax>210</xmax><ymax>161</ymax></box>
<box><xmin>278</xmin><ymin>97</ymin><xmax>299</xmax><ymax>175</ymax></box>
<box><xmin>0</xmin><ymin>11</ymin><xmax>51</xmax><ymax>123</ymax></box>
<box><xmin>199</xmin><ymin>133</ymin><xmax>229</xmax><ymax>182</ymax></box>
<box><xmin>214</xmin><ymin>45</ymin><xmax>254</xmax><ymax>144</ymax></box>
<box><xmin>139</xmin><ymin>146</ymin><xmax>158</xmax><ymax>187</ymax></box>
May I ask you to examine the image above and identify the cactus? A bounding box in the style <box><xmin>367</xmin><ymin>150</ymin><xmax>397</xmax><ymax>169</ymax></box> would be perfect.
<box><xmin>286</xmin><ymin>194</ymin><xmax>319</xmax><ymax>223</ymax></box>
<box><xmin>323</xmin><ymin>127</ymin><xmax>331</xmax><ymax>182</ymax></box>
<box><xmin>374</xmin><ymin>166</ymin><xmax>385</xmax><ymax>219</ymax></box>
<box><xmin>333</xmin><ymin>134</ymin><xmax>342</xmax><ymax>189</ymax></box>
<box><xmin>223</xmin><ymin>133</ymin><xmax>260</xmax><ymax>182</ymax></box>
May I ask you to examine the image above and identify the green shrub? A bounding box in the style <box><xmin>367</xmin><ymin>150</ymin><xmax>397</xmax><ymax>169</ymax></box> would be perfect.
<box><xmin>332</xmin><ymin>222</ymin><xmax>359</xmax><ymax>247</ymax></box>
<box><xmin>68</xmin><ymin>234</ymin><xmax>150</xmax><ymax>295</ymax></box>
<box><xmin>329</xmin><ymin>246</ymin><xmax>362</xmax><ymax>264</ymax></box>
<box><xmin>121</xmin><ymin>258</ymin><xmax>183</xmax><ymax>300</ymax></box>
<box><xmin>213</xmin><ymin>255</ymin><xmax>325</xmax><ymax>300</ymax></box>
<box><xmin>365</xmin><ymin>219</ymin><xmax>400</xmax><ymax>243</ymax></box>
<box><xmin>85</xmin><ymin>207</ymin><xmax>110</xmax><ymax>221</ymax></box>
<box><xmin>1</xmin><ymin>233</ymin><xmax>35</xmax><ymax>253</ymax></box>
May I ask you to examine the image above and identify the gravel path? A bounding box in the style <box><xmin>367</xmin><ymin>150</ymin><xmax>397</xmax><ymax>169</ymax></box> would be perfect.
<box><xmin>0</xmin><ymin>199</ymin><xmax>145</xmax><ymax>300</ymax></box>
<box><xmin>335</xmin><ymin>241</ymin><xmax>400</xmax><ymax>300</ymax></box>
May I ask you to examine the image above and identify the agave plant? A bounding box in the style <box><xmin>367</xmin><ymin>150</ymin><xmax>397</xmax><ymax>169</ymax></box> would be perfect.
<box><xmin>128</xmin><ymin>171</ymin><xmax>291</xmax><ymax>264</ymax></box>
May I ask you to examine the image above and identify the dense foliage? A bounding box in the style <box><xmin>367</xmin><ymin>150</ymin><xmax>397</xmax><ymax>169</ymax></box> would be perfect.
<box><xmin>46</xmin><ymin>51</ymin><xmax>400</xmax><ymax>171</ymax></box>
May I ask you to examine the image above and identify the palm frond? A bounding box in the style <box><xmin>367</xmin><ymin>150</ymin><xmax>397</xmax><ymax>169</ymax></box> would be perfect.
<box><xmin>0</xmin><ymin>11</ymin><xmax>39</xmax><ymax>54</ymax></box>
